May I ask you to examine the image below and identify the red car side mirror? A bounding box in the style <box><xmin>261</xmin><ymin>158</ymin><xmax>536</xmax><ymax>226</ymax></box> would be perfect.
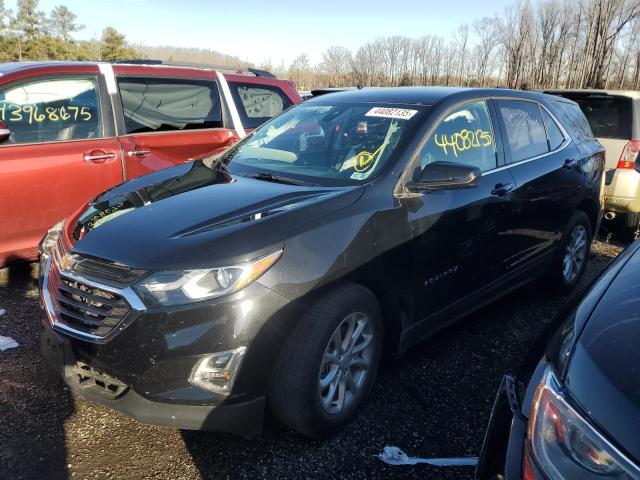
<box><xmin>0</xmin><ymin>121</ymin><xmax>10</xmax><ymax>143</ymax></box>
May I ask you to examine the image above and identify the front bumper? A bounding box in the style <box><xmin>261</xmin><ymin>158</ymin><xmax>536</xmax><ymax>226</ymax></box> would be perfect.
<box><xmin>39</xmin><ymin>242</ymin><xmax>295</xmax><ymax>438</ymax></box>
<box><xmin>476</xmin><ymin>375</ymin><xmax>528</xmax><ymax>479</ymax></box>
<box><xmin>477</xmin><ymin>363</ymin><xmax>552</xmax><ymax>480</ymax></box>
<box><xmin>40</xmin><ymin>319</ymin><xmax>265</xmax><ymax>438</ymax></box>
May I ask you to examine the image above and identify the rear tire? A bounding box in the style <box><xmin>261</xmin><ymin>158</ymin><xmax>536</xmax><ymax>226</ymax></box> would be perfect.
<box><xmin>547</xmin><ymin>211</ymin><xmax>592</xmax><ymax>294</ymax></box>
<box><xmin>268</xmin><ymin>283</ymin><xmax>383</xmax><ymax>438</ymax></box>
<box><xmin>622</xmin><ymin>212</ymin><xmax>640</xmax><ymax>240</ymax></box>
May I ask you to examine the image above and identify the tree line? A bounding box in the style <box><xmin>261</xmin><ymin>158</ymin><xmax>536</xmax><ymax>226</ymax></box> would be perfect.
<box><xmin>0</xmin><ymin>0</ymin><xmax>139</xmax><ymax>62</ymax></box>
<box><xmin>1</xmin><ymin>0</ymin><xmax>639</xmax><ymax>92</ymax></box>
<box><xmin>284</xmin><ymin>0</ymin><xmax>640</xmax><ymax>91</ymax></box>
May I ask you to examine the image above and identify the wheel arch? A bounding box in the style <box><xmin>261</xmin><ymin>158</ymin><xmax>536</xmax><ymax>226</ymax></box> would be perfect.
<box><xmin>343</xmin><ymin>271</ymin><xmax>408</xmax><ymax>358</ymax></box>
<box><xmin>575</xmin><ymin>198</ymin><xmax>599</xmax><ymax>233</ymax></box>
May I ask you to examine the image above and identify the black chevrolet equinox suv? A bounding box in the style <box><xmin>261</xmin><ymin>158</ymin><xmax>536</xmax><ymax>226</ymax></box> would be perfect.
<box><xmin>39</xmin><ymin>87</ymin><xmax>605</xmax><ymax>438</ymax></box>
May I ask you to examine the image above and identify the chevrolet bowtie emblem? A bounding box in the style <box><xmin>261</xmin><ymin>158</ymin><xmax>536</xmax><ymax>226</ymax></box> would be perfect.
<box><xmin>60</xmin><ymin>253</ymin><xmax>77</xmax><ymax>271</ymax></box>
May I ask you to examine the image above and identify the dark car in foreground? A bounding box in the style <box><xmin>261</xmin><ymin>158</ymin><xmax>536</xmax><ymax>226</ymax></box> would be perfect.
<box><xmin>477</xmin><ymin>240</ymin><xmax>640</xmax><ymax>479</ymax></box>
<box><xmin>40</xmin><ymin>87</ymin><xmax>604</xmax><ymax>439</ymax></box>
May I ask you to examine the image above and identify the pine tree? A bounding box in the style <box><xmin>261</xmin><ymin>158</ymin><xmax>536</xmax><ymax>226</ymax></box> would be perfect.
<box><xmin>100</xmin><ymin>26</ymin><xmax>135</xmax><ymax>61</ymax></box>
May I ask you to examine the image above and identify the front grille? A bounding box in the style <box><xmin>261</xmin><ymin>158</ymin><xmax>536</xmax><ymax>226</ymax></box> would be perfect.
<box><xmin>70</xmin><ymin>255</ymin><xmax>147</xmax><ymax>287</ymax></box>
<box><xmin>45</xmin><ymin>239</ymin><xmax>134</xmax><ymax>338</ymax></box>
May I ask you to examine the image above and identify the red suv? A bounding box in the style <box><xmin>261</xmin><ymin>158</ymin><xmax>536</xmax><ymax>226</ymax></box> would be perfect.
<box><xmin>0</xmin><ymin>61</ymin><xmax>301</xmax><ymax>265</ymax></box>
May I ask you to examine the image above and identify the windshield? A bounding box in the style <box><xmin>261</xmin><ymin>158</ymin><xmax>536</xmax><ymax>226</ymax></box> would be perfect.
<box><xmin>222</xmin><ymin>103</ymin><xmax>426</xmax><ymax>186</ymax></box>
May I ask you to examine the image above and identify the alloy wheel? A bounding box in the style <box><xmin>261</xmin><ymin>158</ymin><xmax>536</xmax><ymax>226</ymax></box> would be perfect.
<box><xmin>318</xmin><ymin>312</ymin><xmax>375</xmax><ymax>414</ymax></box>
<box><xmin>563</xmin><ymin>224</ymin><xmax>587</xmax><ymax>283</ymax></box>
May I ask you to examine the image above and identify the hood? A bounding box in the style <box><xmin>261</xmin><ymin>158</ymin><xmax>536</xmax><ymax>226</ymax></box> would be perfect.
<box><xmin>564</xmin><ymin>241</ymin><xmax>640</xmax><ymax>462</ymax></box>
<box><xmin>67</xmin><ymin>160</ymin><xmax>363</xmax><ymax>270</ymax></box>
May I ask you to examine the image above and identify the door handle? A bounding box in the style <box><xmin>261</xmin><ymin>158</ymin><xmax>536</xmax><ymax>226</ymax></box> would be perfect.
<box><xmin>563</xmin><ymin>158</ymin><xmax>578</xmax><ymax>169</ymax></box>
<box><xmin>84</xmin><ymin>152</ymin><xmax>116</xmax><ymax>163</ymax></box>
<box><xmin>491</xmin><ymin>182</ymin><xmax>514</xmax><ymax>197</ymax></box>
<box><xmin>127</xmin><ymin>149</ymin><xmax>151</xmax><ymax>157</ymax></box>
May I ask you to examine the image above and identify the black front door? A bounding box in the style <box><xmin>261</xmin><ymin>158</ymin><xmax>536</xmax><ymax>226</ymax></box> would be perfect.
<box><xmin>402</xmin><ymin>99</ymin><xmax>516</xmax><ymax>331</ymax></box>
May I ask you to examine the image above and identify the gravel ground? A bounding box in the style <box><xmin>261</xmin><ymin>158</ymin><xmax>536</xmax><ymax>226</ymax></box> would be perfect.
<box><xmin>0</xmin><ymin>237</ymin><xmax>626</xmax><ymax>480</ymax></box>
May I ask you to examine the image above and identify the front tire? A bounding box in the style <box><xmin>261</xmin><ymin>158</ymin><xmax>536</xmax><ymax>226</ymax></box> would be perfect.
<box><xmin>547</xmin><ymin>211</ymin><xmax>592</xmax><ymax>294</ymax></box>
<box><xmin>268</xmin><ymin>283</ymin><xmax>383</xmax><ymax>438</ymax></box>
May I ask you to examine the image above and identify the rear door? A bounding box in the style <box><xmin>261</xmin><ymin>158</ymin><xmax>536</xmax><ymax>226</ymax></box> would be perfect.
<box><xmin>493</xmin><ymin>98</ymin><xmax>577</xmax><ymax>273</ymax></box>
<box><xmin>114</xmin><ymin>74</ymin><xmax>238</xmax><ymax>180</ymax></box>
<box><xmin>0</xmin><ymin>70</ymin><xmax>122</xmax><ymax>263</ymax></box>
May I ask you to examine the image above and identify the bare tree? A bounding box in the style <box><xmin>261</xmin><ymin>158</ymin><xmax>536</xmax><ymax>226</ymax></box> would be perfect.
<box><xmin>472</xmin><ymin>16</ymin><xmax>500</xmax><ymax>85</ymax></box>
<box><xmin>320</xmin><ymin>46</ymin><xmax>352</xmax><ymax>86</ymax></box>
<box><xmin>252</xmin><ymin>0</ymin><xmax>640</xmax><ymax>91</ymax></box>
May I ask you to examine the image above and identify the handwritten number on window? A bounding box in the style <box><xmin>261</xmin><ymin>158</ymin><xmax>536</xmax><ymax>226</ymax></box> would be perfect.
<box><xmin>0</xmin><ymin>101</ymin><xmax>93</xmax><ymax>124</ymax></box>
<box><xmin>434</xmin><ymin>129</ymin><xmax>493</xmax><ymax>157</ymax></box>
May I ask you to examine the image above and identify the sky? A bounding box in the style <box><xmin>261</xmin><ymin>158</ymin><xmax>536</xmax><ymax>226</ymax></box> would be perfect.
<box><xmin>7</xmin><ymin>0</ymin><xmax>515</xmax><ymax>66</ymax></box>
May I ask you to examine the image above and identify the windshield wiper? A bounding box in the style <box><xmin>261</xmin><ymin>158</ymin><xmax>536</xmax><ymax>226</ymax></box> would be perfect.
<box><xmin>243</xmin><ymin>172</ymin><xmax>319</xmax><ymax>187</ymax></box>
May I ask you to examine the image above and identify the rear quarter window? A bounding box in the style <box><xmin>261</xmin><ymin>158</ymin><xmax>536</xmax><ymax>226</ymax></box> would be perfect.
<box><xmin>541</xmin><ymin>108</ymin><xmax>565</xmax><ymax>151</ymax></box>
<box><xmin>549</xmin><ymin>101</ymin><xmax>595</xmax><ymax>143</ymax></box>
<box><xmin>228</xmin><ymin>82</ymin><xmax>293</xmax><ymax>129</ymax></box>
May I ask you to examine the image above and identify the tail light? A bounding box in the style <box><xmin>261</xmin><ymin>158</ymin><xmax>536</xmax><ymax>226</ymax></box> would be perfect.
<box><xmin>617</xmin><ymin>140</ymin><xmax>640</xmax><ymax>169</ymax></box>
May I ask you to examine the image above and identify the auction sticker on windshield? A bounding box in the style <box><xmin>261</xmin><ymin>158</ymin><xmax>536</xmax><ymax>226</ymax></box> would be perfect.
<box><xmin>366</xmin><ymin>107</ymin><xmax>418</xmax><ymax>120</ymax></box>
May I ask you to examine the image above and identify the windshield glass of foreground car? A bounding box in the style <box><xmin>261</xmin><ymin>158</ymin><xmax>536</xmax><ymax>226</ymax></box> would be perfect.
<box><xmin>224</xmin><ymin>103</ymin><xmax>426</xmax><ymax>186</ymax></box>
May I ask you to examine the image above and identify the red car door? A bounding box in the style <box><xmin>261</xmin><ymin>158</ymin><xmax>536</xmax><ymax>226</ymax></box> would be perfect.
<box><xmin>113</xmin><ymin>70</ymin><xmax>240</xmax><ymax>179</ymax></box>
<box><xmin>0</xmin><ymin>70</ymin><xmax>123</xmax><ymax>264</ymax></box>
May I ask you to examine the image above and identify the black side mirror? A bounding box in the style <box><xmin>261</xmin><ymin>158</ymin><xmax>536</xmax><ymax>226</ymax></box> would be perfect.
<box><xmin>406</xmin><ymin>161</ymin><xmax>481</xmax><ymax>192</ymax></box>
<box><xmin>0</xmin><ymin>121</ymin><xmax>9</xmax><ymax>143</ymax></box>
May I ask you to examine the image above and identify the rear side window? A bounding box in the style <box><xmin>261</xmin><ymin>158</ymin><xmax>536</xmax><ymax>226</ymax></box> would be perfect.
<box><xmin>418</xmin><ymin>100</ymin><xmax>497</xmax><ymax>173</ymax></box>
<box><xmin>550</xmin><ymin>101</ymin><xmax>595</xmax><ymax>143</ymax></box>
<box><xmin>541</xmin><ymin>108</ymin><xmax>565</xmax><ymax>150</ymax></box>
<box><xmin>497</xmin><ymin>99</ymin><xmax>548</xmax><ymax>163</ymax></box>
<box><xmin>228</xmin><ymin>82</ymin><xmax>293</xmax><ymax>129</ymax></box>
<box><xmin>118</xmin><ymin>78</ymin><xmax>222</xmax><ymax>134</ymax></box>
<box><xmin>573</xmin><ymin>96</ymin><xmax>631</xmax><ymax>140</ymax></box>
<box><xmin>0</xmin><ymin>77</ymin><xmax>102</xmax><ymax>145</ymax></box>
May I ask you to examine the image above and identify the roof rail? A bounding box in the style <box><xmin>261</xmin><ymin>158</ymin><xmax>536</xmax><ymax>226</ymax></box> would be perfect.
<box><xmin>247</xmin><ymin>68</ymin><xmax>276</xmax><ymax>78</ymax></box>
<box><xmin>113</xmin><ymin>59</ymin><xmax>163</xmax><ymax>65</ymax></box>
<box><xmin>111</xmin><ymin>59</ymin><xmax>276</xmax><ymax>78</ymax></box>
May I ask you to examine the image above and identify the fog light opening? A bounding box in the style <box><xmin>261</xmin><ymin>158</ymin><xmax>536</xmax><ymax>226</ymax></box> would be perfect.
<box><xmin>189</xmin><ymin>346</ymin><xmax>247</xmax><ymax>395</ymax></box>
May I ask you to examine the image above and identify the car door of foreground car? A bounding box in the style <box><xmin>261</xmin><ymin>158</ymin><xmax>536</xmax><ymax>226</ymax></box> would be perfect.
<box><xmin>0</xmin><ymin>70</ymin><xmax>123</xmax><ymax>264</ymax></box>
<box><xmin>115</xmin><ymin>75</ymin><xmax>239</xmax><ymax>180</ymax></box>
<box><xmin>402</xmin><ymin>99</ymin><xmax>517</xmax><ymax>333</ymax></box>
<box><xmin>493</xmin><ymin>98</ymin><xmax>579</xmax><ymax>273</ymax></box>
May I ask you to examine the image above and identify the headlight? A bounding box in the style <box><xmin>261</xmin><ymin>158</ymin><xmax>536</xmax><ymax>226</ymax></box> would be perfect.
<box><xmin>39</xmin><ymin>220</ymin><xmax>65</xmax><ymax>257</ymax></box>
<box><xmin>527</xmin><ymin>367</ymin><xmax>640</xmax><ymax>479</ymax></box>
<box><xmin>134</xmin><ymin>250</ymin><xmax>282</xmax><ymax>306</ymax></box>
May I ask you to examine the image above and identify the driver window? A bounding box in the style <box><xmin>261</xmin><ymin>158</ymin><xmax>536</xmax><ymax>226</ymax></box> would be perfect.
<box><xmin>416</xmin><ymin>100</ymin><xmax>497</xmax><ymax>179</ymax></box>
